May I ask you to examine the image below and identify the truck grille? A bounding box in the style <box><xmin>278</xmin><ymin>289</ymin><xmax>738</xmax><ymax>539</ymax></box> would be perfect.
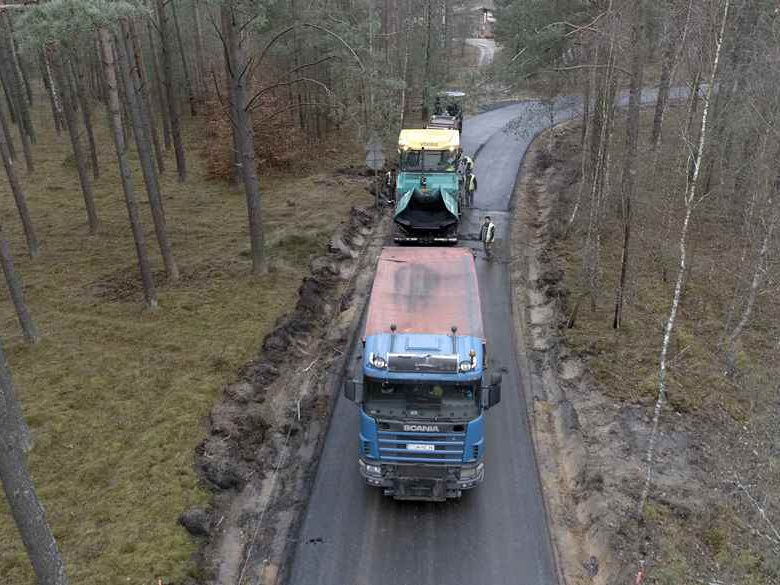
<box><xmin>377</xmin><ymin>429</ymin><xmax>466</xmax><ymax>464</ymax></box>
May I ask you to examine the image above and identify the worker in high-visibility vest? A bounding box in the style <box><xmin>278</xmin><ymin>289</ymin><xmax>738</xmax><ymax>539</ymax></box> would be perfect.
<box><xmin>480</xmin><ymin>216</ymin><xmax>496</xmax><ymax>261</ymax></box>
<box><xmin>464</xmin><ymin>172</ymin><xmax>478</xmax><ymax>207</ymax></box>
<box><xmin>383</xmin><ymin>168</ymin><xmax>396</xmax><ymax>204</ymax></box>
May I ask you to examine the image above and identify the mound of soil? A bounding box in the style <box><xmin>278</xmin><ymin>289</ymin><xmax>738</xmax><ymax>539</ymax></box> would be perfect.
<box><xmin>181</xmin><ymin>205</ymin><xmax>386</xmax><ymax>584</ymax></box>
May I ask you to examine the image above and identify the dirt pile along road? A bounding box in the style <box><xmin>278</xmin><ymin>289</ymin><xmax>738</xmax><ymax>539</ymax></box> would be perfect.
<box><xmin>180</xmin><ymin>205</ymin><xmax>390</xmax><ymax>585</ymax></box>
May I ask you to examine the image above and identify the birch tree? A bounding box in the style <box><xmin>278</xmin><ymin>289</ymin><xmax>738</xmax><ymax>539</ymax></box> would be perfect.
<box><xmin>638</xmin><ymin>0</ymin><xmax>730</xmax><ymax>519</ymax></box>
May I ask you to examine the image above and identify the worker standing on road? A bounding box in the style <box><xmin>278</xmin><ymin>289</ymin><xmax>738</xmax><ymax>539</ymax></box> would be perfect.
<box><xmin>480</xmin><ymin>216</ymin><xmax>496</xmax><ymax>261</ymax></box>
<box><xmin>383</xmin><ymin>168</ymin><xmax>396</xmax><ymax>204</ymax></box>
<box><xmin>465</xmin><ymin>172</ymin><xmax>478</xmax><ymax>208</ymax></box>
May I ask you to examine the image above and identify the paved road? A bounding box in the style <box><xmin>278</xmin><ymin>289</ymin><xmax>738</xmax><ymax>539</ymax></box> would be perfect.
<box><xmin>466</xmin><ymin>38</ymin><xmax>497</xmax><ymax>66</ymax></box>
<box><xmin>286</xmin><ymin>97</ymin><xmax>582</xmax><ymax>585</ymax></box>
<box><xmin>287</xmin><ymin>81</ymin><xmax>697</xmax><ymax>585</ymax></box>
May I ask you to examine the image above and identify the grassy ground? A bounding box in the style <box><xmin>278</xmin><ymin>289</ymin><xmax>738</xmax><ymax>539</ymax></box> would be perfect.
<box><xmin>0</xmin><ymin>102</ymin><xmax>371</xmax><ymax>584</ymax></box>
<box><xmin>558</xmin><ymin>107</ymin><xmax>780</xmax><ymax>584</ymax></box>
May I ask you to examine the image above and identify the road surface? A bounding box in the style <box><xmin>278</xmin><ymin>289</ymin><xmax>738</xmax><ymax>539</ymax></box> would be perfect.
<box><xmin>466</xmin><ymin>38</ymin><xmax>496</xmax><ymax>66</ymax></box>
<box><xmin>285</xmin><ymin>77</ymin><xmax>698</xmax><ymax>584</ymax></box>
<box><xmin>286</xmin><ymin>96</ymin><xmax>585</xmax><ymax>585</ymax></box>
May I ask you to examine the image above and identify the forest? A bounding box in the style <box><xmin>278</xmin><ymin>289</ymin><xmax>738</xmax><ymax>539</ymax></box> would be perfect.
<box><xmin>0</xmin><ymin>0</ymin><xmax>778</xmax><ymax>584</ymax></box>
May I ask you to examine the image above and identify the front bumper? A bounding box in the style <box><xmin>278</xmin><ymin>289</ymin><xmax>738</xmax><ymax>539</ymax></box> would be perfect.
<box><xmin>359</xmin><ymin>459</ymin><xmax>484</xmax><ymax>501</ymax></box>
<box><xmin>394</xmin><ymin>234</ymin><xmax>459</xmax><ymax>244</ymax></box>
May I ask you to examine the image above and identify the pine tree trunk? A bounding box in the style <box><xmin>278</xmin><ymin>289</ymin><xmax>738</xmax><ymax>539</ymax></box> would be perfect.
<box><xmin>39</xmin><ymin>51</ymin><xmax>62</xmax><ymax>135</ymax></box>
<box><xmin>98</xmin><ymin>28</ymin><xmax>158</xmax><ymax>309</ymax></box>
<box><xmin>156</xmin><ymin>0</ymin><xmax>187</xmax><ymax>181</ymax></box>
<box><xmin>0</xmin><ymin>224</ymin><xmax>39</xmax><ymax>343</ymax></box>
<box><xmin>70</xmin><ymin>56</ymin><xmax>100</xmax><ymax>180</ymax></box>
<box><xmin>0</xmin><ymin>340</ymin><xmax>70</xmax><ymax>585</ymax></box>
<box><xmin>0</xmin><ymin>18</ymin><xmax>34</xmax><ymax>145</ymax></box>
<box><xmin>171</xmin><ymin>0</ymin><xmax>197</xmax><ymax>117</ymax></box>
<box><xmin>222</xmin><ymin>3</ymin><xmax>267</xmax><ymax>275</ymax></box>
<box><xmin>0</xmin><ymin>114</ymin><xmax>38</xmax><ymax>259</ymax></box>
<box><xmin>146</xmin><ymin>19</ymin><xmax>172</xmax><ymax>150</ymax></box>
<box><xmin>117</xmin><ymin>21</ymin><xmax>179</xmax><ymax>282</ymax></box>
<box><xmin>4</xmin><ymin>13</ymin><xmax>32</xmax><ymax>106</ymax></box>
<box><xmin>613</xmin><ymin>0</ymin><xmax>644</xmax><ymax>329</ymax></box>
<box><xmin>43</xmin><ymin>49</ymin><xmax>65</xmax><ymax>133</ymax></box>
<box><xmin>49</xmin><ymin>46</ymin><xmax>99</xmax><ymax>235</ymax></box>
<box><xmin>0</xmin><ymin>17</ymin><xmax>35</xmax><ymax>145</ymax></box>
<box><xmin>128</xmin><ymin>19</ymin><xmax>165</xmax><ymax>175</ymax></box>
<box><xmin>0</xmin><ymin>55</ymin><xmax>34</xmax><ymax>173</ymax></box>
<box><xmin>0</xmin><ymin>71</ymin><xmax>15</xmax><ymax>124</ymax></box>
<box><xmin>0</xmin><ymin>91</ymin><xmax>15</xmax><ymax>160</ymax></box>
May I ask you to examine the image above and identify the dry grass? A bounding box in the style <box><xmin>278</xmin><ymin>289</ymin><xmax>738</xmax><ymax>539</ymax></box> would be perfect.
<box><xmin>0</xmin><ymin>101</ymin><xmax>371</xmax><ymax>584</ymax></box>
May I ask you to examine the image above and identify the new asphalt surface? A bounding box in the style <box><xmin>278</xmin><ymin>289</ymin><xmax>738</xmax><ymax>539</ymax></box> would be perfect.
<box><xmin>285</xmin><ymin>98</ymin><xmax>586</xmax><ymax>585</ymax></box>
<box><xmin>286</xmin><ymin>80</ymin><xmax>698</xmax><ymax>585</ymax></box>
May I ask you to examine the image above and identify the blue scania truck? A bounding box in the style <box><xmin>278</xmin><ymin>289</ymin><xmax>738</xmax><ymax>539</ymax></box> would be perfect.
<box><xmin>343</xmin><ymin>247</ymin><xmax>502</xmax><ymax>501</ymax></box>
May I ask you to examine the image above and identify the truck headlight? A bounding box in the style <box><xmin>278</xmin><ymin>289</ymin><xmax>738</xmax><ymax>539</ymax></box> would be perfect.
<box><xmin>460</xmin><ymin>463</ymin><xmax>483</xmax><ymax>479</ymax></box>
<box><xmin>370</xmin><ymin>353</ymin><xmax>387</xmax><ymax>369</ymax></box>
<box><xmin>460</xmin><ymin>467</ymin><xmax>477</xmax><ymax>479</ymax></box>
<box><xmin>459</xmin><ymin>360</ymin><xmax>474</xmax><ymax>372</ymax></box>
<box><xmin>366</xmin><ymin>464</ymin><xmax>382</xmax><ymax>476</ymax></box>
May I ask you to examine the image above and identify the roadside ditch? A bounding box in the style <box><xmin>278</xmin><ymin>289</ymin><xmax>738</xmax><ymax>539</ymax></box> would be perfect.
<box><xmin>179</xmin><ymin>205</ymin><xmax>390</xmax><ymax>585</ymax></box>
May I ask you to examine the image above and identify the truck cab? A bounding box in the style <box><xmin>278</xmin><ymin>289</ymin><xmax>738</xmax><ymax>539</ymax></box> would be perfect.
<box><xmin>343</xmin><ymin>248</ymin><xmax>502</xmax><ymax>501</ymax></box>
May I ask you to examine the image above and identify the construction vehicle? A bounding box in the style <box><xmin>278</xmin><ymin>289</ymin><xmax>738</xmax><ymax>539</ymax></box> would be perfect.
<box><xmin>393</xmin><ymin>128</ymin><xmax>462</xmax><ymax>244</ymax></box>
<box><xmin>343</xmin><ymin>247</ymin><xmax>502</xmax><ymax>501</ymax></box>
<box><xmin>430</xmin><ymin>90</ymin><xmax>465</xmax><ymax>133</ymax></box>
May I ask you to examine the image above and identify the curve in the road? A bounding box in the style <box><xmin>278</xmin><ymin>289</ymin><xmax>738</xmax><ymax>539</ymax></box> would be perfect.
<box><xmin>287</xmin><ymin>99</ymin><xmax>579</xmax><ymax>585</ymax></box>
<box><xmin>288</xmin><ymin>85</ymin><xmax>698</xmax><ymax>585</ymax></box>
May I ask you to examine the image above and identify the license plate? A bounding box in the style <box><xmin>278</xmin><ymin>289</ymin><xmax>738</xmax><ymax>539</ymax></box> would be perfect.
<box><xmin>406</xmin><ymin>443</ymin><xmax>435</xmax><ymax>452</ymax></box>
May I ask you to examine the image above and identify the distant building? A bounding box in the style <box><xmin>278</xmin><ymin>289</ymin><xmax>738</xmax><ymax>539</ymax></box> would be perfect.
<box><xmin>474</xmin><ymin>2</ymin><xmax>496</xmax><ymax>39</ymax></box>
<box><xmin>452</xmin><ymin>0</ymin><xmax>496</xmax><ymax>42</ymax></box>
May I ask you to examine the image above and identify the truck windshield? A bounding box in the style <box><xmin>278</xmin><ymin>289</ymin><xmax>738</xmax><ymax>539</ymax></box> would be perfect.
<box><xmin>364</xmin><ymin>380</ymin><xmax>479</xmax><ymax>420</ymax></box>
<box><xmin>400</xmin><ymin>150</ymin><xmax>457</xmax><ymax>172</ymax></box>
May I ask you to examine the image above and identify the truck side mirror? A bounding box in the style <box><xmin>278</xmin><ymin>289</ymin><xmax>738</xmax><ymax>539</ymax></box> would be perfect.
<box><xmin>481</xmin><ymin>373</ymin><xmax>502</xmax><ymax>410</ymax></box>
<box><xmin>344</xmin><ymin>380</ymin><xmax>364</xmax><ymax>403</ymax></box>
<box><xmin>489</xmin><ymin>383</ymin><xmax>501</xmax><ymax>408</ymax></box>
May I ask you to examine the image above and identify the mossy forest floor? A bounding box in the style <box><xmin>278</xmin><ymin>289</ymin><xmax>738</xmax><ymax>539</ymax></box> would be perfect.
<box><xmin>0</xmin><ymin>102</ymin><xmax>371</xmax><ymax>584</ymax></box>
